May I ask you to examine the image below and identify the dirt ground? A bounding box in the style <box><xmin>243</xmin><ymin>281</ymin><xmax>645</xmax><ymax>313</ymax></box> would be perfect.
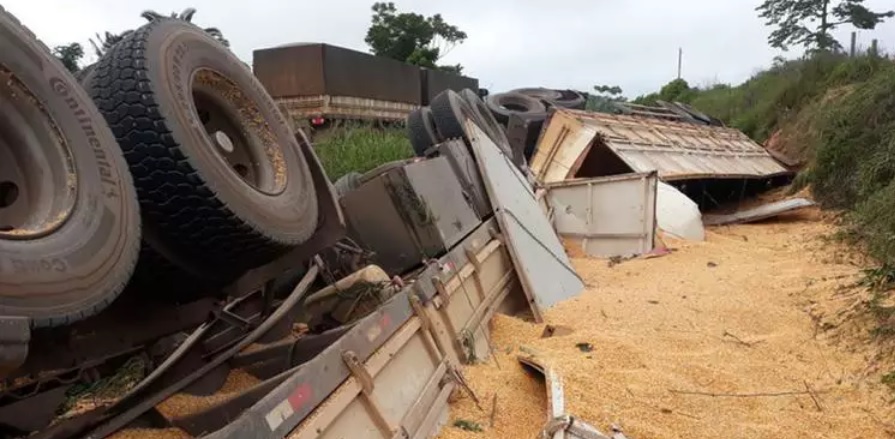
<box><xmin>437</xmin><ymin>206</ymin><xmax>895</xmax><ymax>439</ymax></box>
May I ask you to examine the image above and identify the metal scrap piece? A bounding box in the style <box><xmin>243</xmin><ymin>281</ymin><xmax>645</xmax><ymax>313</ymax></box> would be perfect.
<box><xmin>702</xmin><ymin>198</ymin><xmax>815</xmax><ymax>226</ymax></box>
<box><xmin>519</xmin><ymin>354</ymin><xmax>628</xmax><ymax>439</ymax></box>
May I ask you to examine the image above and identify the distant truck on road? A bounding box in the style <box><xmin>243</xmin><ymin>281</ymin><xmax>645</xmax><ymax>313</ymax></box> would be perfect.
<box><xmin>252</xmin><ymin>43</ymin><xmax>479</xmax><ymax>130</ymax></box>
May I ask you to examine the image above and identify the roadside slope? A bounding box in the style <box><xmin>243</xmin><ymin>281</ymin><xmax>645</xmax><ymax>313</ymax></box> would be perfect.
<box><xmin>439</xmin><ymin>207</ymin><xmax>895</xmax><ymax>438</ymax></box>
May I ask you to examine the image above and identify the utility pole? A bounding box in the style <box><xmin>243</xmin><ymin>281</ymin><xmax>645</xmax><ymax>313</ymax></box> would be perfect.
<box><xmin>850</xmin><ymin>32</ymin><xmax>857</xmax><ymax>57</ymax></box>
<box><xmin>677</xmin><ymin>48</ymin><xmax>683</xmax><ymax>79</ymax></box>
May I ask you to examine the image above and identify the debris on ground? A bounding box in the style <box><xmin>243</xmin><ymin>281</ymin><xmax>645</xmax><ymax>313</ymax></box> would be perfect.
<box><xmin>703</xmin><ymin>198</ymin><xmax>816</xmax><ymax>226</ymax></box>
<box><xmin>542</xmin><ymin>325</ymin><xmax>574</xmax><ymax>338</ymax></box>
<box><xmin>574</xmin><ymin>343</ymin><xmax>594</xmax><ymax>353</ymax></box>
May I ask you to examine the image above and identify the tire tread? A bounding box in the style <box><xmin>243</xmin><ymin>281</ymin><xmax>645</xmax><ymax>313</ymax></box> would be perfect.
<box><xmin>85</xmin><ymin>20</ymin><xmax>286</xmax><ymax>278</ymax></box>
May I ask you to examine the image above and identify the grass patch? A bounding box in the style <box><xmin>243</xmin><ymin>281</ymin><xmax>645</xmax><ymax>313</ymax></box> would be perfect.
<box><xmin>453</xmin><ymin>419</ymin><xmax>484</xmax><ymax>432</ymax></box>
<box><xmin>882</xmin><ymin>370</ymin><xmax>895</xmax><ymax>391</ymax></box>
<box><xmin>858</xmin><ymin>265</ymin><xmax>895</xmax><ymax>339</ymax></box>
<box><xmin>60</xmin><ymin>355</ymin><xmax>148</xmax><ymax>417</ymax></box>
<box><xmin>313</xmin><ymin>124</ymin><xmax>413</xmax><ymax>182</ymax></box>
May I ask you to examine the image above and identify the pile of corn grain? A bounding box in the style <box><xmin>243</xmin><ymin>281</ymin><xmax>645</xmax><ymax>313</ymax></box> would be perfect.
<box><xmin>439</xmin><ymin>207</ymin><xmax>895</xmax><ymax>438</ymax></box>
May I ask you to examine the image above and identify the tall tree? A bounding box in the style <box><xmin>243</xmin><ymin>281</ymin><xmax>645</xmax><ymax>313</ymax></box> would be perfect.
<box><xmin>587</xmin><ymin>85</ymin><xmax>627</xmax><ymax>113</ymax></box>
<box><xmin>53</xmin><ymin>43</ymin><xmax>84</xmax><ymax>73</ymax></box>
<box><xmin>365</xmin><ymin>2</ymin><xmax>467</xmax><ymax>73</ymax></box>
<box><xmin>757</xmin><ymin>0</ymin><xmax>894</xmax><ymax>51</ymax></box>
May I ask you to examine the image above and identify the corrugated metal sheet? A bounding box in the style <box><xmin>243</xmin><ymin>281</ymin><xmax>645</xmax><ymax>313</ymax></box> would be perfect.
<box><xmin>530</xmin><ymin>109</ymin><xmax>790</xmax><ymax>183</ymax></box>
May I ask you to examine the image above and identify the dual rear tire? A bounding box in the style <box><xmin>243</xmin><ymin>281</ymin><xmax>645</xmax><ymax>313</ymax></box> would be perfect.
<box><xmin>0</xmin><ymin>14</ymin><xmax>318</xmax><ymax>326</ymax></box>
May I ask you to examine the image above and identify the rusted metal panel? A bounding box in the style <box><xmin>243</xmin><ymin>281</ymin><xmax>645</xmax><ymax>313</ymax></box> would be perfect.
<box><xmin>545</xmin><ymin>172</ymin><xmax>657</xmax><ymax>258</ymax></box>
<box><xmin>253</xmin><ymin>43</ymin><xmax>422</xmax><ymax>104</ymax></box>
<box><xmin>702</xmin><ymin>198</ymin><xmax>815</xmax><ymax>226</ymax></box>
<box><xmin>465</xmin><ymin>120</ymin><xmax>584</xmax><ymax>321</ymax></box>
<box><xmin>276</xmin><ymin>95</ymin><xmax>417</xmax><ymax>122</ymax></box>
<box><xmin>531</xmin><ymin>108</ymin><xmax>790</xmax><ymax>184</ymax></box>
<box><xmin>420</xmin><ymin>68</ymin><xmax>479</xmax><ymax>105</ymax></box>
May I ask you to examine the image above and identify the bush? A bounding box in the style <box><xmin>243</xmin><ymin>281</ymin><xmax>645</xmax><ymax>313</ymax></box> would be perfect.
<box><xmin>807</xmin><ymin>61</ymin><xmax>895</xmax><ymax>264</ymax></box>
<box><xmin>680</xmin><ymin>52</ymin><xmax>884</xmax><ymax>143</ymax></box>
<box><xmin>810</xmin><ymin>68</ymin><xmax>895</xmax><ymax>209</ymax></box>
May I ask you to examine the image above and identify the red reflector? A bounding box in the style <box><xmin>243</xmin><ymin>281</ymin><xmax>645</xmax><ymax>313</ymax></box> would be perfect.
<box><xmin>311</xmin><ymin>117</ymin><xmax>325</xmax><ymax>126</ymax></box>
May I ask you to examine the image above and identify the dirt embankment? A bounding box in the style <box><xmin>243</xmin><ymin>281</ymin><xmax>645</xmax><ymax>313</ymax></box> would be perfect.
<box><xmin>439</xmin><ymin>207</ymin><xmax>895</xmax><ymax>439</ymax></box>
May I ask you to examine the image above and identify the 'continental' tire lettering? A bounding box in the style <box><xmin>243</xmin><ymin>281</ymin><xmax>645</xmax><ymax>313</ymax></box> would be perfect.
<box><xmin>49</xmin><ymin>76</ymin><xmax>119</xmax><ymax>197</ymax></box>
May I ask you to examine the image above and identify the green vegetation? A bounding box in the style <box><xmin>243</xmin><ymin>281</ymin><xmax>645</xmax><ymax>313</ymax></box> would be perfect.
<box><xmin>313</xmin><ymin>124</ymin><xmax>413</xmax><ymax>181</ymax></box>
<box><xmin>882</xmin><ymin>370</ymin><xmax>895</xmax><ymax>390</ymax></box>
<box><xmin>52</xmin><ymin>43</ymin><xmax>84</xmax><ymax>73</ymax></box>
<box><xmin>365</xmin><ymin>2</ymin><xmax>468</xmax><ymax>73</ymax></box>
<box><xmin>55</xmin><ymin>7</ymin><xmax>227</xmax><ymax>69</ymax></box>
<box><xmin>587</xmin><ymin>84</ymin><xmax>627</xmax><ymax>112</ymax></box>
<box><xmin>453</xmin><ymin>419</ymin><xmax>484</xmax><ymax>432</ymax></box>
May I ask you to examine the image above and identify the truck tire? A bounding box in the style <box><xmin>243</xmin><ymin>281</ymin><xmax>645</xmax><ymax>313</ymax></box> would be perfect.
<box><xmin>85</xmin><ymin>19</ymin><xmax>319</xmax><ymax>284</ymax></box>
<box><xmin>460</xmin><ymin>88</ymin><xmax>511</xmax><ymax>156</ymax></box>
<box><xmin>0</xmin><ymin>6</ymin><xmax>141</xmax><ymax>327</ymax></box>
<box><xmin>512</xmin><ymin>87</ymin><xmax>562</xmax><ymax>102</ymax></box>
<box><xmin>551</xmin><ymin>90</ymin><xmax>586</xmax><ymax>110</ymax></box>
<box><xmin>430</xmin><ymin>90</ymin><xmax>512</xmax><ymax>157</ymax></box>
<box><xmin>486</xmin><ymin>92</ymin><xmax>547</xmax><ymax>124</ymax></box>
<box><xmin>407</xmin><ymin>107</ymin><xmax>440</xmax><ymax>157</ymax></box>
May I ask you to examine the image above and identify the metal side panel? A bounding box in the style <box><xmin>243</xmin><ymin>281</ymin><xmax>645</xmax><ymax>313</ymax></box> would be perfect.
<box><xmin>465</xmin><ymin>120</ymin><xmax>584</xmax><ymax>321</ymax></box>
<box><xmin>341</xmin><ymin>175</ymin><xmax>424</xmax><ymax>275</ymax></box>
<box><xmin>341</xmin><ymin>157</ymin><xmax>481</xmax><ymax>275</ymax></box>
<box><xmin>287</xmin><ymin>313</ymin><xmax>452</xmax><ymax>439</ymax></box>
<box><xmin>413</xmin><ymin>218</ymin><xmax>501</xmax><ymax>302</ymax></box>
<box><xmin>425</xmin><ymin>237</ymin><xmax>521</xmax><ymax>365</ymax></box>
<box><xmin>201</xmin><ymin>291</ymin><xmax>414</xmax><ymax>439</ymax></box>
<box><xmin>545</xmin><ymin>172</ymin><xmax>657</xmax><ymax>258</ymax></box>
<box><xmin>402</xmin><ymin>156</ymin><xmax>481</xmax><ymax>250</ymax></box>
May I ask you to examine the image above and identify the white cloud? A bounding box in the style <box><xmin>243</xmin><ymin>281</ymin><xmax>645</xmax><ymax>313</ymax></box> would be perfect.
<box><xmin>4</xmin><ymin>0</ymin><xmax>893</xmax><ymax>96</ymax></box>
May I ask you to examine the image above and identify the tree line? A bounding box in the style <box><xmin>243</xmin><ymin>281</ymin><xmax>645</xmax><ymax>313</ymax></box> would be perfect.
<box><xmin>53</xmin><ymin>0</ymin><xmax>893</xmax><ymax>106</ymax></box>
<box><xmin>53</xmin><ymin>2</ymin><xmax>468</xmax><ymax>75</ymax></box>
<box><xmin>591</xmin><ymin>0</ymin><xmax>893</xmax><ymax>108</ymax></box>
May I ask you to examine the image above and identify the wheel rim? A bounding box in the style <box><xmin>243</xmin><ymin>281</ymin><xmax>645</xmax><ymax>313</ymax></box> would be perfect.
<box><xmin>190</xmin><ymin>68</ymin><xmax>286</xmax><ymax>195</ymax></box>
<box><xmin>0</xmin><ymin>66</ymin><xmax>76</xmax><ymax>240</ymax></box>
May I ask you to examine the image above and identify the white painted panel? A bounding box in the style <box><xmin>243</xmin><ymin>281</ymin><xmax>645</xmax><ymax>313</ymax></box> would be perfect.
<box><xmin>546</xmin><ymin>172</ymin><xmax>657</xmax><ymax>258</ymax></box>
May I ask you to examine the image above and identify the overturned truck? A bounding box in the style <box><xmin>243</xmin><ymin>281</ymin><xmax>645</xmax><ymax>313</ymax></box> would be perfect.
<box><xmin>0</xmin><ymin>9</ymin><xmax>584</xmax><ymax>439</ymax></box>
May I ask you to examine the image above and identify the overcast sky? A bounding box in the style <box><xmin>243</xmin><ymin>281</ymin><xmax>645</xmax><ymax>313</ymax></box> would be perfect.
<box><xmin>5</xmin><ymin>0</ymin><xmax>894</xmax><ymax>96</ymax></box>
